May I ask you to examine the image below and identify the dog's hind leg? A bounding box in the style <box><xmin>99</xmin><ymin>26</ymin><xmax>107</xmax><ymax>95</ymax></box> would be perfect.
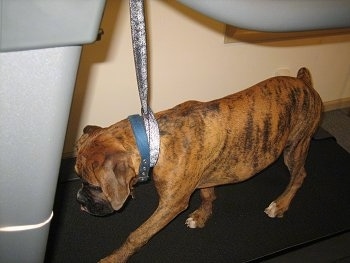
<box><xmin>264</xmin><ymin>136</ymin><xmax>311</xmax><ymax>218</ymax></box>
<box><xmin>186</xmin><ymin>187</ymin><xmax>216</xmax><ymax>228</ymax></box>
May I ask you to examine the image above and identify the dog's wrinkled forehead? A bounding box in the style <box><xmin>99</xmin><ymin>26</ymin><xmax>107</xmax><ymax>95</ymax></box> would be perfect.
<box><xmin>75</xmin><ymin>127</ymin><xmax>125</xmax><ymax>182</ymax></box>
<box><xmin>75</xmin><ymin>153</ymin><xmax>99</xmax><ymax>186</ymax></box>
<box><xmin>74</xmin><ymin>154</ymin><xmax>89</xmax><ymax>176</ymax></box>
<box><xmin>75</xmin><ymin>130</ymin><xmax>106</xmax><ymax>182</ymax></box>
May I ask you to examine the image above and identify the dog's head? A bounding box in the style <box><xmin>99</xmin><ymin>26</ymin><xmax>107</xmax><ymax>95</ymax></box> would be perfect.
<box><xmin>75</xmin><ymin>125</ymin><xmax>138</xmax><ymax>216</ymax></box>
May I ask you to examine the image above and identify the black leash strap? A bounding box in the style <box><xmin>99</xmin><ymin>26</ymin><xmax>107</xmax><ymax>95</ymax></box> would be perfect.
<box><xmin>129</xmin><ymin>0</ymin><xmax>160</xmax><ymax>171</ymax></box>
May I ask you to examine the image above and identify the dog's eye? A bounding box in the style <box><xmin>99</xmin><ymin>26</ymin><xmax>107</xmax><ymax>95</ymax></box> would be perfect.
<box><xmin>83</xmin><ymin>181</ymin><xmax>102</xmax><ymax>192</ymax></box>
<box><xmin>90</xmin><ymin>185</ymin><xmax>102</xmax><ymax>192</ymax></box>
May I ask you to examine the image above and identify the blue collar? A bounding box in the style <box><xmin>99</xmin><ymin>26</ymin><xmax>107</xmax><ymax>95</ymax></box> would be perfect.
<box><xmin>128</xmin><ymin>114</ymin><xmax>151</xmax><ymax>182</ymax></box>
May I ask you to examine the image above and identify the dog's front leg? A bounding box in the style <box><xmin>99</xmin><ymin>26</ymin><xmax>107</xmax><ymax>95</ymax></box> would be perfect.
<box><xmin>99</xmin><ymin>198</ymin><xmax>190</xmax><ymax>263</ymax></box>
<box><xmin>186</xmin><ymin>187</ymin><xmax>216</xmax><ymax>228</ymax></box>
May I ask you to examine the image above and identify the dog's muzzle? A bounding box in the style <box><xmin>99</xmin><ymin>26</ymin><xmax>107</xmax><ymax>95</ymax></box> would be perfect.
<box><xmin>76</xmin><ymin>184</ymin><xmax>114</xmax><ymax>216</ymax></box>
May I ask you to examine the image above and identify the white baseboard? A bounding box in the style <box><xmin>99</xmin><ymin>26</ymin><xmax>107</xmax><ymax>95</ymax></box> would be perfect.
<box><xmin>323</xmin><ymin>97</ymin><xmax>350</xmax><ymax>112</ymax></box>
<box><xmin>62</xmin><ymin>151</ymin><xmax>76</xmax><ymax>159</ymax></box>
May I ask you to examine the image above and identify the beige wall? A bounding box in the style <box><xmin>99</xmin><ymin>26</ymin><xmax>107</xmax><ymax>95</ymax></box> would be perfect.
<box><xmin>63</xmin><ymin>0</ymin><xmax>350</xmax><ymax>155</ymax></box>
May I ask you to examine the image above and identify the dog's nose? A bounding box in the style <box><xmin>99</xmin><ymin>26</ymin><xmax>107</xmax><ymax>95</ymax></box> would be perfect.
<box><xmin>76</xmin><ymin>189</ymin><xmax>87</xmax><ymax>205</ymax></box>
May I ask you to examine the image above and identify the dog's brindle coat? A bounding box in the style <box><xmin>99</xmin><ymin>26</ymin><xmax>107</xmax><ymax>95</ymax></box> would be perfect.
<box><xmin>75</xmin><ymin>68</ymin><xmax>322</xmax><ymax>262</ymax></box>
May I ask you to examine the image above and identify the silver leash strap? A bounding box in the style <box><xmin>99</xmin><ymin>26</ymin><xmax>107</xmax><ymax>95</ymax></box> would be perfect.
<box><xmin>129</xmin><ymin>0</ymin><xmax>159</xmax><ymax>167</ymax></box>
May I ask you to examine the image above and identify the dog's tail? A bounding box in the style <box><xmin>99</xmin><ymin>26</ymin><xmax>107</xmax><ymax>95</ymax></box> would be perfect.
<box><xmin>297</xmin><ymin>67</ymin><xmax>323</xmax><ymax>128</ymax></box>
<box><xmin>297</xmin><ymin>67</ymin><xmax>313</xmax><ymax>88</ymax></box>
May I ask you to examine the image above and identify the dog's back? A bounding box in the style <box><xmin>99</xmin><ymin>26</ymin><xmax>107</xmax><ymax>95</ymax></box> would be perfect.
<box><xmin>156</xmin><ymin>67</ymin><xmax>322</xmax><ymax>186</ymax></box>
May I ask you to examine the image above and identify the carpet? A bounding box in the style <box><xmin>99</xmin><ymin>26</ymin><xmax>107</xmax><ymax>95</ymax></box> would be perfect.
<box><xmin>321</xmin><ymin>109</ymin><xmax>350</xmax><ymax>153</ymax></box>
<box><xmin>45</xmin><ymin>137</ymin><xmax>350</xmax><ymax>263</ymax></box>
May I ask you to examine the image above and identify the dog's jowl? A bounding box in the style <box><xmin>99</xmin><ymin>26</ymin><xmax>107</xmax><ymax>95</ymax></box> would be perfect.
<box><xmin>75</xmin><ymin>67</ymin><xmax>322</xmax><ymax>262</ymax></box>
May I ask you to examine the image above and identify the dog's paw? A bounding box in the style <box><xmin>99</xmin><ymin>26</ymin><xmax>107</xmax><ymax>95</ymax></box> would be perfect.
<box><xmin>264</xmin><ymin>201</ymin><xmax>286</xmax><ymax>218</ymax></box>
<box><xmin>264</xmin><ymin>202</ymin><xmax>278</xmax><ymax>218</ymax></box>
<box><xmin>185</xmin><ymin>217</ymin><xmax>197</xmax><ymax>228</ymax></box>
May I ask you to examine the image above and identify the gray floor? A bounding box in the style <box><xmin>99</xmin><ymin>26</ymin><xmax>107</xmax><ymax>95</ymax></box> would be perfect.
<box><xmin>321</xmin><ymin>108</ymin><xmax>350</xmax><ymax>153</ymax></box>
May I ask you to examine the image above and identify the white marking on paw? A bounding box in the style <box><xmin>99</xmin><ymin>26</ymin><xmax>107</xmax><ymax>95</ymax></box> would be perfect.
<box><xmin>185</xmin><ymin>217</ymin><xmax>197</xmax><ymax>228</ymax></box>
<box><xmin>264</xmin><ymin>202</ymin><xmax>277</xmax><ymax>218</ymax></box>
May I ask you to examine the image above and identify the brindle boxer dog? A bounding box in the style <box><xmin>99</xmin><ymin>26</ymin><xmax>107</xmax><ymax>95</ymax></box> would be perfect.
<box><xmin>75</xmin><ymin>67</ymin><xmax>322</xmax><ymax>262</ymax></box>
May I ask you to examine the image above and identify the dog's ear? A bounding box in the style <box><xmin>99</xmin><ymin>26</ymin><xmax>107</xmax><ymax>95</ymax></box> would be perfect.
<box><xmin>97</xmin><ymin>153</ymin><xmax>137</xmax><ymax>211</ymax></box>
<box><xmin>83</xmin><ymin>125</ymin><xmax>102</xmax><ymax>135</ymax></box>
<box><xmin>75</xmin><ymin>125</ymin><xmax>102</xmax><ymax>155</ymax></box>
